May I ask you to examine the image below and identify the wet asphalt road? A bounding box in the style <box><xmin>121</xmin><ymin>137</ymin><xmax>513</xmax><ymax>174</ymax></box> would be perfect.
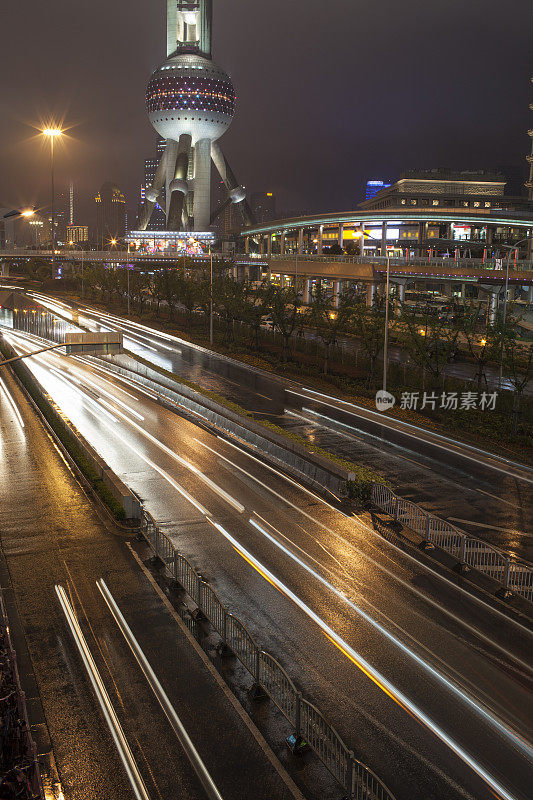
<box><xmin>3</xmin><ymin>326</ymin><xmax>533</xmax><ymax>800</ymax></box>
<box><xmin>55</xmin><ymin>299</ymin><xmax>533</xmax><ymax>561</ymax></box>
<box><xmin>0</xmin><ymin>365</ymin><xmax>299</xmax><ymax>800</ymax></box>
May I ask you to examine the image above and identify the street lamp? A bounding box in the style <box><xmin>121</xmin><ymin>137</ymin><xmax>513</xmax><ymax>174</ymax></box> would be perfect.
<box><xmin>42</xmin><ymin>127</ymin><xmax>63</xmax><ymax>276</ymax></box>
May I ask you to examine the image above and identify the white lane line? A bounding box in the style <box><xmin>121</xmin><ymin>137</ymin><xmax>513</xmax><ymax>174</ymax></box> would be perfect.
<box><xmin>97</xmin><ymin>580</ymin><xmax>224</xmax><ymax>800</ymax></box>
<box><xmin>0</xmin><ymin>376</ymin><xmax>25</xmax><ymax>430</ymax></box>
<box><xmin>290</xmin><ymin>388</ymin><xmax>533</xmax><ymax>484</ymax></box>
<box><xmin>248</xmin><ymin>515</ymin><xmax>533</xmax><ymax>758</ymax></box>
<box><xmin>288</xmin><ymin>407</ymin><xmax>523</xmax><ymax>510</ymax></box>
<box><xmin>69</xmin><ymin>374</ymin><xmax>145</xmax><ymax>421</ymax></box>
<box><xmin>89</xmin><ymin>401</ymin><xmax>244</xmax><ymax>514</ymax></box>
<box><xmin>197</xmin><ymin>436</ymin><xmax>341</xmax><ymax>512</ymax></box>
<box><xmin>81</xmin><ymin>405</ymin><xmax>210</xmax><ymax>516</ymax></box>
<box><xmin>192</xmin><ymin>438</ymin><xmax>533</xmax><ymax>668</ymax></box>
<box><xmin>55</xmin><ymin>585</ymin><xmax>151</xmax><ymax>800</ymax></box>
<box><xmin>206</xmin><ymin>520</ymin><xmax>521</xmax><ymax>800</ymax></box>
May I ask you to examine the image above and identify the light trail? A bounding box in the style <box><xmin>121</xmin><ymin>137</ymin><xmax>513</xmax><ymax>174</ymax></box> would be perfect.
<box><xmin>55</xmin><ymin>584</ymin><xmax>151</xmax><ymax>800</ymax></box>
<box><xmin>206</xmin><ymin>520</ymin><xmax>521</xmax><ymax>800</ymax></box>
<box><xmin>195</xmin><ymin>437</ymin><xmax>533</xmax><ymax>659</ymax></box>
<box><xmin>80</xmin><ymin>405</ymin><xmax>210</xmax><ymax>516</ymax></box>
<box><xmin>86</xmin><ymin>400</ymin><xmax>245</xmax><ymax>514</ymax></box>
<box><xmin>0</xmin><ymin>375</ymin><xmax>24</xmax><ymax>429</ymax></box>
<box><xmin>97</xmin><ymin>579</ymin><xmax>224</xmax><ymax>800</ymax></box>
<box><xmin>248</xmin><ymin>516</ymin><xmax>533</xmax><ymax>758</ymax></box>
<box><xmin>288</xmin><ymin>388</ymin><xmax>533</xmax><ymax>484</ymax></box>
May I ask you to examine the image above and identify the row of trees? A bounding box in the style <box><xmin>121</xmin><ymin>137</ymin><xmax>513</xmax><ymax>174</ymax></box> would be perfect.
<box><xmin>75</xmin><ymin>262</ymin><xmax>531</xmax><ymax>423</ymax></box>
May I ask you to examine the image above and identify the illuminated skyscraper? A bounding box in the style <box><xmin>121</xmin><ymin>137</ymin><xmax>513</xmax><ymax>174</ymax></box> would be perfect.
<box><xmin>95</xmin><ymin>182</ymin><xmax>126</xmax><ymax>247</ymax></box>
<box><xmin>137</xmin><ymin>0</ymin><xmax>253</xmax><ymax>238</ymax></box>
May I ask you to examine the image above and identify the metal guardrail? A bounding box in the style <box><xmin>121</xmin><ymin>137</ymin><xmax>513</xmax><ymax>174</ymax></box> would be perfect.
<box><xmin>0</xmin><ymin>591</ymin><xmax>44</xmax><ymax>798</ymax></box>
<box><xmin>371</xmin><ymin>483</ymin><xmax>533</xmax><ymax>603</ymax></box>
<box><xmin>266</xmin><ymin>253</ymin><xmax>533</xmax><ymax>270</ymax></box>
<box><xmin>2</xmin><ymin>249</ymin><xmax>533</xmax><ymax>272</ymax></box>
<box><xmin>140</xmin><ymin>511</ymin><xmax>396</xmax><ymax>800</ymax></box>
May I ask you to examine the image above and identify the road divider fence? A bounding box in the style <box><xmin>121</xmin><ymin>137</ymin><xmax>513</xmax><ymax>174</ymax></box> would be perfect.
<box><xmin>0</xmin><ymin>591</ymin><xmax>44</xmax><ymax>799</ymax></box>
<box><xmin>371</xmin><ymin>483</ymin><xmax>533</xmax><ymax>603</ymax></box>
<box><xmin>140</xmin><ymin>510</ymin><xmax>396</xmax><ymax>800</ymax></box>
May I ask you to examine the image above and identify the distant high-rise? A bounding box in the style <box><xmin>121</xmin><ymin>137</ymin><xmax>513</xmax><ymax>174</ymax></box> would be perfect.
<box><xmin>140</xmin><ymin>137</ymin><xmax>167</xmax><ymax>230</ymax></box>
<box><xmin>95</xmin><ymin>182</ymin><xmax>126</xmax><ymax>247</ymax></box>
<box><xmin>69</xmin><ymin>179</ymin><xmax>75</xmax><ymax>225</ymax></box>
<box><xmin>365</xmin><ymin>180</ymin><xmax>392</xmax><ymax>201</ymax></box>
<box><xmin>66</xmin><ymin>224</ymin><xmax>88</xmax><ymax>244</ymax></box>
<box><xmin>250</xmin><ymin>192</ymin><xmax>276</xmax><ymax>224</ymax></box>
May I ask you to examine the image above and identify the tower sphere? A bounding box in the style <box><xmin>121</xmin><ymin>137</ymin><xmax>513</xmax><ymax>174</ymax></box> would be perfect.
<box><xmin>146</xmin><ymin>53</ymin><xmax>236</xmax><ymax>144</ymax></box>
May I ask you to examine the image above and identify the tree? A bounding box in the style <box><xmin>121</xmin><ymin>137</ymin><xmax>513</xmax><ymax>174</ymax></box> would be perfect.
<box><xmin>350</xmin><ymin>303</ymin><xmax>385</xmax><ymax>389</ymax></box>
<box><xmin>241</xmin><ymin>281</ymin><xmax>270</xmax><ymax>350</ymax></box>
<box><xmin>150</xmin><ymin>270</ymin><xmax>169</xmax><ymax>317</ymax></box>
<box><xmin>217</xmin><ymin>277</ymin><xmax>247</xmax><ymax>346</ymax></box>
<box><xmin>457</xmin><ymin>300</ymin><xmax>499</xmax><ymax>391</ymax></box>
<box><xmin>398</xmin><ymin>302</ymin><xmax>459</xmax><ymax>390</ymax></box>
<box><xmin>307</xmin><ymin>283</ymin><xmax>356</xmax><ymax>374</ymax></box>
<box><xmin>267</xmin><ymin>285</ymin><xmax>301</xmax><ymax>362</ymax></box>
<box><xmin>175</xmin><ymin>274</ymin><xmax>200</xmax><ymax>332</ymax></box>
<box><xmin>502</xmin><ymin>334</ymin><xmax>533</xmax><ymax>436</ymax></box>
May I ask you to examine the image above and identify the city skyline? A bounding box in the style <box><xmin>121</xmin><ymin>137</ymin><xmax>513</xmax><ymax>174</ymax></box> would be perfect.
<box><xmin>1</xmin><ymin>0</ymin><xmax>532</xmax><ymax>223</ymax></box>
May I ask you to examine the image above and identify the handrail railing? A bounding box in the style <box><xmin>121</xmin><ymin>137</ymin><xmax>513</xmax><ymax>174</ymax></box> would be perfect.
<box><xmin>140</xmin><ymin>510</ymin><xmax>397</xmax><ymax>800</ymax></box>
<box><xmin>371</xmin><ymin>483</ymin><xmax>533</xmax><ymax>603</ymax></box>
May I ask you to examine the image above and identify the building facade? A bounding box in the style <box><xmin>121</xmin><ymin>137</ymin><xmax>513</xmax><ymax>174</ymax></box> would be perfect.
<box><xmin>94</xmin><ymin>182</ymin><xmax>126</xmax><ymax>247</ymax></box>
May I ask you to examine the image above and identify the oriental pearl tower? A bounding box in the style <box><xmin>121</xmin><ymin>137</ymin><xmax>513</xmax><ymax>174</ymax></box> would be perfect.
<box><xmin>138</xmin><ymin>0</ymin><xmax>253</xmax><ymax>236</ymax></box>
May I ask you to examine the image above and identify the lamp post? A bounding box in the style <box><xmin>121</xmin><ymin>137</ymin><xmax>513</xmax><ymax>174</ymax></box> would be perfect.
<box><xmin>209</xmin><ymin>246</ymin><xmax>214</xmax><ymax>346</ymax></box>
<box><xmin>497</xmin><ymin>236</ymin><xmax>529</xmax><ymax>389</ymax></box>
<box><xmin>42</xmin><ymin>128</ymin><xmax>62</xmax><ymax>276</ymax></box>
<box><xmin>382</xmin><ymin>252</ymin><xmax>391</xmax><ymax>393</ymax></box>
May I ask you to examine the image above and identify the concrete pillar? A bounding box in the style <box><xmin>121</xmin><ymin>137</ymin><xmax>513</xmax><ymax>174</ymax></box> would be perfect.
<box><xmin>381</xmin><ymin>221</ymin><xmax>388</xmax><ymax>257</ymax></box>
<box><xmin>418</xmin><ymin>222</ymin><xmax>427</xmax><ymax>249</ymax></box>
<box><xmin>192</xmin><ymin>138</ymin><xmax>211</xmax><ymax>231</ymax></box>
<box><xmin>338</xmin><ymin>223</ymin><xmax>344</xmax><ymax>249</ymax></box>
<box><xmin>488</xmin><ymin>292</ymin><xmax>497</xmax><ymax>325</ymax></box>
<box><xmin>366</xmin><ymin>282</ymin><xmax>376</xmax><ymax>307</ymax></box>
<box><xmin>359</xmin><ymin>227</ymin><xmax>365</xmax><ymax>256</ymax></box>
<box><xmin>165</xmin><ymin>139</ymin><xmax>179</xmax><ymax>218</ymax></box>
<box><xmin>260</xmin><ymin>237</ymin><xmax>264</xmax><ymax>256</ymax></box>
<box><xmin>245</xmin><ymin>236</ymin><xmax>250</xmax><ymax>255</ymax></box>
<box><xmin>281</xmin><ymin>230</ymin><xmax>286</xmax><ymax>255</ymax></box>
<box><xmin>267</xmin><ymin>234</ymin><xmax>272</xmax><ymax>258</ymax></box>
<box><xmin>317</xmin><ymin>225</ymin><xmax>324</xmax><ymax>255</ymax></box>
<box><xmin>395</xmin><ymin>282</ymin><xmax>405</xmax><ymax>315</ymax></box>
<box><xmin>298</xmin><ymin>228</ymin><xmax>304</xmax><ymax>254</ymax></box>
<box><xmin>333</xmin><ymin>280</ymin><xmax>341</xmax><ymax>308</ymax></box>
<box><xmin>527</xmin><ymin>285</ymin><xmax>533</xmax><ymax>304</ymax></box>
<box><xmin>303</xmin><ymin>279</ymin><xmax>311</xmax><ymax>305</ymax></box>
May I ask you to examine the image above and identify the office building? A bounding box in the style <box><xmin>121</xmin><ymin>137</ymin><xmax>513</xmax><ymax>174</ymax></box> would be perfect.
<box><xmin>250</xmin><ymin>192</ymin><xmax>276</xmax><ymax>224</ymax></box>
<box><xmin>94</xmin><ymin>182</ymin><xmax>126</xmax><ymax>247</ymax></box>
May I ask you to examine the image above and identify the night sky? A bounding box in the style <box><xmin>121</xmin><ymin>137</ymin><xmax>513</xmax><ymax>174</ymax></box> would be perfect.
<box><xmin>1</xmin><ymin>0</ymin><xmax>532</xmax><ymax>223</ymax></box>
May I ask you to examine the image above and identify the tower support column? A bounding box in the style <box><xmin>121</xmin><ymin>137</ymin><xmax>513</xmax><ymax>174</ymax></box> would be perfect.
<box><xmin>298</xmin><ymin>228</ymin><xmax>304</xmax><ymax>254</ymax></box>
<box><xmin>317</xmin><ymin>225</ymin><xmax>324</xmax><ymax>255</ymax></box>
<box><xmin>338</xmin><ymin>223</ymin><xmax>344</xmax><ymax>249</ymax></box>
<box><xmin>193</xmin><ymin>138</ymin><xmax>211</xmax><ymax>231</ymax></box>
<box><xmin>167</xmin><ymin>133</ymin><xmax>192</xmax><ymax>230</ymax></box>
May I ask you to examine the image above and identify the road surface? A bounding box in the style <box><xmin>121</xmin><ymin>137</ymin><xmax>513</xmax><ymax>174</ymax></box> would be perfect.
<box><xmin>2</xmin><ymin>324</ymin><xmax>532</xmax><ymax>800</ymax></box>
